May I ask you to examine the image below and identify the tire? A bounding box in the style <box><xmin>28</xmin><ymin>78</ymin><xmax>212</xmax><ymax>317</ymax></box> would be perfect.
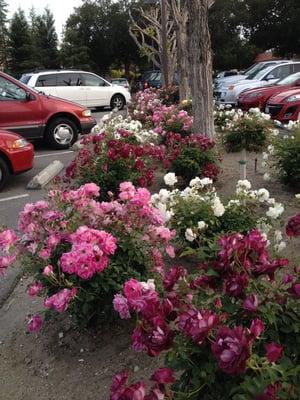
<box><xmin>0</xmin><ymin>156</ymin><xmax>10</xmax><ymax>191</ymax></box>
<box><xmin>45</xmin><ymin>117</ymin><xmax>78</xmax><ymax>150</ymax></box>
<box><xmin>110</xmin><ymin>94</ymin><xmax>125</xmax><ymax>110</ymax></box>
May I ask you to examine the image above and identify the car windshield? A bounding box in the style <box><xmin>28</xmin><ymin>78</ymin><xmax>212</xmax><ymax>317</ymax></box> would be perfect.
<box><xmin>276</xmin><ymin>72</ymin><xmax>300</xmax><ymax>85</ymax></box>
<box><xmin>243</xmin><ymin>63</ymin><xmax>257</xmax><ymax>75</ymax></box>
<box><xmin>246</xmin><ymin>64</ymin><xmax>274</xmax><ymax>80</ymax></box>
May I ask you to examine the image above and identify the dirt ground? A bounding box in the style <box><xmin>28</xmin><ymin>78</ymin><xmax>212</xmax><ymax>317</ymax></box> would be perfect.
<box><xmin>0</xmin><ymin>151</ymin><xmax>299</xmax><ymax>400</ymax></box>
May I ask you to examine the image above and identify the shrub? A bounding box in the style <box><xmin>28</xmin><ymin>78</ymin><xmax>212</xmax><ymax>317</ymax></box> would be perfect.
<box><xmin>128</xmin><ymin>89</ymin><xmax>162</xmax><ymax>128</ymax></box>
<box><xmin>152</xmin><ymin>105</ymin><xmax>193</xmax><ymax>138</ymax></box>
<box><xmin>164</xmin><ymin>133</ymin><xmax>220</xmax><ymax>183</ymax></box>
<box><xmin>157</xmin><ymin>85</ymin><xmax>179</xmax><ymax>106</ymax></box>
<box><xmin>64</xmin><ymin>130</ymin><xmax>165</xmax><ymax>201</ymax></box>
<box><xmin>151</xmin><ymin>178</ymin><xmax>286</xmax><ymax>260</ymax></box>
<box><xmin>113</xmin><ymin>225</ymin><xmax>300</xmax><ymax>399</ymax></box>
<box><xmin>1</xmin><ymin>183</ymin><xmax>175</xmax><ymax>327</ymax></box>
<box><xmin>267</xmin><ymin>128</ymin><xmax>300</xmax><ymax>186</ymax></box>
<box><xmin>219</xmin><ymin>108</ymin><xmax>276</xmax><ymax>153</ymax></box>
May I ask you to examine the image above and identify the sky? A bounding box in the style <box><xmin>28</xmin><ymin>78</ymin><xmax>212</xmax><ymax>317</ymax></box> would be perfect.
<box><xmin>6</xmin><ymin>0</ymin><xmax>83</xmax><ymax>39</ymax></box>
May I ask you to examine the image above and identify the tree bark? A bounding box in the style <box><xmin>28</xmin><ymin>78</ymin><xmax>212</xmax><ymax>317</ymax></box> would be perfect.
<box><xmin>187</xmin><ymin>0</ymin><xmax>214</xmax><ymax>138</ymax></box>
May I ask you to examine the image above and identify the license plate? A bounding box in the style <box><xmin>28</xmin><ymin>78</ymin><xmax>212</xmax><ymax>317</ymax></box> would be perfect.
<box><xmin>265</xmin><ymin>106</ymin><xmax>269</xmax><ymax>113</ymax></box>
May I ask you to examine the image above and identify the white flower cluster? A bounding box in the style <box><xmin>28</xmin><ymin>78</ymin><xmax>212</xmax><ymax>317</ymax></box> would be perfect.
<box><xmin>102</xmin><ymin>115</ymin><xmax>159</xmax><ymax>144</ymax></box>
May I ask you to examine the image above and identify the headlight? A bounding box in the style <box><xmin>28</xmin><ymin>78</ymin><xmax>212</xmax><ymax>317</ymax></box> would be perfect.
<box><xmin>11</xmin><ymin>138</ymin><xmax>30</xmax><ymax>149</ymax></box>
<box><xmin>82</xmin><ymin>109</ymin><xmax>91</xmax><ymax>117</ymax></box>
<box><xmin>247</xmin><ymin>92</ymin><xmax>263</xmax><ymax>99</ymax></box>
<box><xmin>285</xmin><ymin>95</ymin><xmax>300</xmax><ymax>103</ymax></box>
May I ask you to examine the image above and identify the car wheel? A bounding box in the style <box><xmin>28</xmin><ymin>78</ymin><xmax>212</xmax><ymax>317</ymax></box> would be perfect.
<box><xmin>45</xmin><ymin>117</ymin><xmax>78</xmax><ymax>149</ymax></box>
<box><xmin>0</xmin><ymin>156</ymin><xmax>10</xmax><ymax>191</ymax></box>
<box><xmin>110</xmin><ymin>94</ymin><xmax>125</xmax><ymax>110</ymax></box>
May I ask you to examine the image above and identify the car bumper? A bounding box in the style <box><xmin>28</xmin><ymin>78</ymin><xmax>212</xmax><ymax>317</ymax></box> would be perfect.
<box><xmin>265</xmin><ymin>103</ymin><xmax>300</xmax><ymax>122</ymax></box>
<box><xmin>80</xmin><ymin>118</ymin><xmax>97</xmax><ymax>135</ymax></box>
<box><xmin>7</xmin><ymin>143</ymin><xmax>34</xmax><ymax>174</ymax></box>
<box><xmin>237</xmin><ymin>99</ymin><xmax>261</xmax><ymax>111</ymax></box>
<box><xmin>214</xmin><ymin>90</ymin><xmax>237</xmax><ymax>106</ymax></box>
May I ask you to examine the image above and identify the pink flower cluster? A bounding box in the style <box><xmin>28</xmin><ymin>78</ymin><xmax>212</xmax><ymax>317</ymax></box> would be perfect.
<box><xmin>110</xmin><ymin>368</ymin><xmax>175</xmax><ymax>400</ymax></box>
<box><xmin>60</xmin><ymin>226</ymin><xmax>117</xmax><ymax>280</ymax></box>
<box><xmin>286</xmin><ymin>213</ymin><xmax>300</xmax><ymax>237</ymax></box>
<box><xmin>152</xmin><ymin>105</ymin><xmax>193</xmax><ymax>136</ymax></box>
<box><xmin>44</xmin><ymin>288</ymin><xmax>77</xmax><ymax>313</ymax></box>
<box><xmin>0</xmin><ymin>228</ymin><xmax>18</xmax><ymax>274</ymax></box>
<box><xmin>128</xmin><ymin>89</ymin><xmax>163</xmax><ymax>125</ymax></box>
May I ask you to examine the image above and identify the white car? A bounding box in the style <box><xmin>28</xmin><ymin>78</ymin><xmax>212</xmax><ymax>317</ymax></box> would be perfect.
<box><xmin>20</xmin><ymin>70</ymin><xmax>131</xmax><ymax>110</ymax></box>
<box><xmin>214</xmin><ymin>60</ymin><xmax>291</xmax><ymax>90</ymax></box>
<box><xmin>214</xmin><ymin>62</ymin><xmax>300</xmax><ymax>106</ymax></box>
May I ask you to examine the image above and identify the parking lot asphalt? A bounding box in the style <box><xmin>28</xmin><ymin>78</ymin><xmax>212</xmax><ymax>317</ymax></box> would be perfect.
<box><xmin>0</xmin><ymin>109</ymin><xmax>119</xmax><ymax>304</ymax></box>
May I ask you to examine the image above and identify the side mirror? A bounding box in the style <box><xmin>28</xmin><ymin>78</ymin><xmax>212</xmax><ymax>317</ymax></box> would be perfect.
<box><xmin>25</xmin><ymin>91</ymin><xmax>33</xmax><ymax>101</ymax></box>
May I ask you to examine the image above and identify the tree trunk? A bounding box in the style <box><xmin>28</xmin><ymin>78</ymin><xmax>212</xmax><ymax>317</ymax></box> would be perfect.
<box><xmin>176</xmin><ymin>21</ymin><xmax>190</xmax><ymax>100</ymax></box>
<box><xmin>124</xmin><ymin>61</ymin><xmax>131</xmax><ymax>80</ymax></box>
<box><xmin>187</xmin><ymin>0</ymin><xmax>214</xmax><ymax>138</ymax></box>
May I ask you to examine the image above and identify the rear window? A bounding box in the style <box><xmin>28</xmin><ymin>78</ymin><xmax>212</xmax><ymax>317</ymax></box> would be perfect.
<box><xmin>36</xmin><ymin>74</ymin><xmax>57</xmax><ymax>87</ymax></box>
<box><xmin>20</xmin><ymin>75</ymin><xmax>32</xmax><ymax>84</ymax></box>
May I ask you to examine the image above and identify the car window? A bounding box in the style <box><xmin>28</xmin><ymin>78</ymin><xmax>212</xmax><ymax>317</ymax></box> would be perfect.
<box><xmin>56</xmin><ymin>73</ymin><xmax>82</xmax><ymax>86</ymax></box>
<box><xmin>246</xmin><ymin>64</ymin><xmax>274</xmax><ymax>80</ymax></box>
<box><xmin>0</xmin><ymin>76</ymin><xmax>27</xmax><ymax>101</ymax></box>
<box><xmin>36</xmin><ymin>74</ymin><xmax>57</xmax><ymax>87</ymax></box>
<box><xmin>265</xmin><ymin>65</ymin><xmax>292</xmax><ymax>80</ymax></box>
<box><xmin>292</xmin><ymin>64</ymin><xmax>300</xmax><ymax>73</ymax></box>
<box><xmin>20</xmin><ymin>75</ymin><xmax>32</xmax><ymax>84</ymax></box>
<box><xmin>278</xmin><ymin>72</ymin><xmax>300</xmax><ymax>85</ymax></box>
<box><xmin>82</xmin><ymin>73</ymin><xmax>107</xmax><ymax>87</ymax></box>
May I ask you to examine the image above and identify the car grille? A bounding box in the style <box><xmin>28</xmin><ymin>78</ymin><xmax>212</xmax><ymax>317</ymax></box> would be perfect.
<box><xmin>266</xmin><ymin>105</ymin><xmax>283</xmax><ymax>118</ymax></box>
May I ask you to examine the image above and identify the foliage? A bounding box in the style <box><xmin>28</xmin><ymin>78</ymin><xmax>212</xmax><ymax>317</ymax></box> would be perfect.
<box><xmin>220</xmin><ymin>108</ymin><xmax>275</xmax><ymax>153</ymax></box>
<box><xmin>0</xmin><ymin>183</ymin><xmax>175</xmax><ymax>327</ymax></box>
<box><xmin>266</xmin><ymin>128</ymin><xmax>300</xmax><ymax>186</ymax></box>
<box><xmin>0</xmin><ymin>0</ymin><xmax>8</xmax><ymax>69</ymax></box>
<box><xmin>63</xmin><ymin>129</ymin><xmax>165</xmax><ymax>201</ymax></box>
<box><xmin>112</xmin><ymin>218</ymin><xmax>300</xmax><ymax>399</ymax></box>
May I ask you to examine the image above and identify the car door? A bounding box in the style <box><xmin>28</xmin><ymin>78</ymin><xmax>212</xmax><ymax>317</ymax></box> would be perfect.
<box><xmin>0</xmin><ymin>75</ymin><xmax>43</xmax><ymax>139</ymax></box>
<box><xmin>55</xmin><ymin>73</ymin><xmax>86</xmax><ymax>106</ymax></box>
<box><xmin>35</xmin><ymin>74</ymin><xmax>58</xmax><ymax>97</ymax></box>
<box><xmin>81</xmin><ymin>73</ymin><xmax>110</xmax><ymax>107</ymax></box>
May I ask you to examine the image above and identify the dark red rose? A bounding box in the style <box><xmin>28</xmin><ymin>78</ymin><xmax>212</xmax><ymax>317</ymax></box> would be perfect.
<box><xmin>288</xmin><ymin>282</ymin><xmax>300</xmax><ymax>298</ymax></box>
<box><xmin>250</xmin><ymin>319</ymin><xmax>265</xmax><ymax>338</ymax></box>
<box><xmin>211</xmin><ymin>326</ymin><xmax>251</xmax><ymax>374</ymax></box>
<box><xmin>286</xmin><ymin>213</ymin><xmax>300</xmax><ymax>237</ymax></box>
<box><xmin>265</xmin><ymin>342</ymin><xmax>283</xmax><ymax>363</ymax></box>
<box><xmin>163</xmin><ymin>266</ymin><xmax>187</xmax><ymax>291</ymax></box>
<box><xmin>150</xmin><ymin>368</ymin><xmax>175</xmax><ymax>384</ymax></box>
<box><xmin>179</xmin><ymin>307</ymin><xmax>218</xmax><ymax>344</ymax></box>
<box><xmin>224</xmin><ymin>273</ymin><xmax>249</xmax><ymax>298</ymax></box>
<box><xmin>242</xmin><ymin>294</ymin><xmax>259</xmax><ymax>312</ymax></box>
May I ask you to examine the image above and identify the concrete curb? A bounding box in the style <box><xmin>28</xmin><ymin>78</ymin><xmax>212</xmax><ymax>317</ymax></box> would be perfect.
<box><xmin>27</xmin><ymin>160</ymin><xmax>64</xmax><ymax>190</ymax></box>
<box><xmin>0</xmin><ymin>264</ymin><xmax>24</xmax><ymax>309</ymax></box>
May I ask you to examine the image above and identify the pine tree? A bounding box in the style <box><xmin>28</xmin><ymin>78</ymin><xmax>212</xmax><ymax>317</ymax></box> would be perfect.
<box><xmin>0</xmin><ymin>0</ymin><xmax>8</xmax><ymax>70</ymax></box>
<box><xmin>7</xmin><ymin>9</ymin><xmax>35</xmax><ymax>77</ymax></box>
<box><xmin>33</xmin><ymin>8</ymin><xmax>59</xmax><ymax>69</ymax></box>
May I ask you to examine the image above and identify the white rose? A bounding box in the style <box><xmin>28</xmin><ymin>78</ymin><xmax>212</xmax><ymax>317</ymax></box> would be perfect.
<box><xmin>189</xmin><ymin>177</ymin><xmax>201</xmax><ymax>188</ymax></box>
<box><xmin>185</xmin><ymin>228</ymin><xmax>197</xmax><ymax>242</ymax></box>
<box><xmin>263</xmin><ymin>173</ymin><xmax>271</xmax><ymax>182</ymax></box>
<box><xmin>262</xmin><ymin>152</ymin><xmax>269</xmax><ymax>161</ymax></box>
<box><xmin>200</xmin><ymin>177</ymin><xmax>213</xmax><ymax>186</ymax></box>
<box><xmin>257</xmin><ymin>188</ymin><xmax>270</xmax><ymax>202</ymax></box>
<box><xmin>164</xmin><ymin>173</ymin><xmax>177</xmax><ymax>187</ymax></box>
<box><xmin>274</xmin><ymin>230</ymin><xmax>283</xmax><ymax>242</ymax></box>
<box><xmin>158</xmin><ymin>189</ymin><xmax>170</xmax><ymax>203</ymax></box>
<box><xmin>197</xmin><ymin>221</ymin><xmax>207</xmax><ymax>230</ymax></box>
<box><xmin>275</xmin><ymin>242</ymin><xmax>286</xmax><ymax>252</ymax></box>
<box><xmin>212</xmin><ymin>197</ymin><xmax>225</xmax><ymax>217</ymax></box>
<box><xmin>266</xmin><ymin>203</ymin><xmax>284</xmax><ymax>219</ymax></box>
<box><xmin>237</xmin><ymin>180</ymin><xmax>252</xmax><ymax>190</ymax></box>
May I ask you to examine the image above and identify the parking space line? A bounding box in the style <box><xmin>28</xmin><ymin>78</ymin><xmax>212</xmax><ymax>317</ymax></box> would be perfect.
<box><xmin>35</xmin><ymin>151</ymin><xmax>74</xmax><ymax>159</ymax></box>
<box><xmin>0</xmin><ymin>194</ymin><xmax>29</xmax><ymax>203</ymax></box>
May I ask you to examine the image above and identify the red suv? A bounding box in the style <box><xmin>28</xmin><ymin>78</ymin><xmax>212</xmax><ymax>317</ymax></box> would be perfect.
<box><xmin>0</xmin><ymin>71</ymin><xmax>97</xmax><ymax>149</ymax></box>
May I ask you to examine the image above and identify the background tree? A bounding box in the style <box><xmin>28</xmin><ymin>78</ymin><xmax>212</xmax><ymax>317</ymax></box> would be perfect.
<box><xmin>187</xmin><ymin>0</ymin><xmax>215</xmax><ymax>138</ymax></box>
<box><xmin>7</xmin><ymin>9</ymin><xmax>35</xmax><ymax>77</ymax></box>
<box><xmin>0</xmin><ymin>0</ymin><xmax>8</xmax><ymax>70</ymax></box>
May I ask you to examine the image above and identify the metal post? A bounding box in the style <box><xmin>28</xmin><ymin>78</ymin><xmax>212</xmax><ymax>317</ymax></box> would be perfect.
<box><xmin>161</xmin><ymin>0</ymin><xmax>169</xmax><ymax>86</ymax></box>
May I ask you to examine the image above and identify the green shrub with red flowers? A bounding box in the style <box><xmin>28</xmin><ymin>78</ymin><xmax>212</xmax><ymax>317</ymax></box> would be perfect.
<box><xmin>112</xmin><ymin>221</ymin><xmax>300</xmax><ymax>399</ymax></box>
<box><xmin>0</xmin><ymin>182</ymin><xmax>176</xmax><ymax>327</ymax></box>
<box><xmin>64</xmin><ymin>130</ymin><xmax>165</xmax><ymax>201</ymax></box>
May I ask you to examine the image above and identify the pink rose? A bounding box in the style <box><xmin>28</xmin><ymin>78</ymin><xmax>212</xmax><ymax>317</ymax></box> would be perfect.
<box><xmin>28</xmin><ymin>315</ymin><xmax>42</xmax><ymax>332</ymax></box>
<box><xmin>250</xmin><ymin>319</ymin><xmax>265</xmax><ymax>338</ymax></box>
<box><xmin>44</xmin><ymin>288</ymin><xmax>77</xmax><ymax>313</ymax></box>
<box><xmin>179</xmin><ymin>307</ymin><xmax>218</xmax><ymax>344</ymax></box>
<box><xmin>42</xmin><ymin>265</ymin><xmax>54</xmax><ymax>277</ymax></box>
<box><xmin>27</xmin><ymin>281</ymin><xmax>43</xmax><ymax>297</ymax></box>
<box><xmin>151</xmin><ymin>368</ymin><xmax>175</xmax><ymax>384</ymax></box>
<box><xmin>242</xmin><ymin>294</ymin><xmax>259</xmax><ymax>312</ymax></box>
<box><xmin>286</xmin><ymin>213</ymin><xmax>300</xmax><ymax>237</ymax></box>
<box><xmin>0</xmin><ymin>229</ymin><xmax>17</xmax><ymax>253</ymax></box>
<box><xmin>113</xmin><ymin>294</ymin><xmax>131</xmax><ymax>319</ymax></box>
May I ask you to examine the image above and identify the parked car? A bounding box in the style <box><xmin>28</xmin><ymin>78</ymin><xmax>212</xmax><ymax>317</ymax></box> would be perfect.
<box><xmin>0</xmin><ymin>71</ymin><xmax>97</xmax><ymax>149</ymax></box>
<box><xmin>265</xmin><ymin>88</ymin><xmax>300</xmax><ymax>122</ymax></box>
<box><xmin>213</xmin><ymin>60</ymin><xmax>291</xmax><ymax>90</ymax></box>
<box><xmin>237</xmin><ymin>72</ymin><xmax>300</xmax><ymax>111</ymax></box>
<box><xmin>0</xmin><ymin>129</ymin><xmax>34</xmax><ymax>190</ymax></box>
<box><xmin>20</xmin><ymin>70</ymin><xmax>131</xmax><ymax>110</ymax></box>
<box><xmin>111</xmin><ymin>78</ymin><xmax>130</xmax><ymax>91</ymax></box>
<box><xmin>214</xmin><ymin>62</ymin><xmax>300</xmax><ymax>106</ymax></box>
<box><xmin>139</xmin><ymin>70</ymin><xmax>162</xmax><ymax>90</ymax></box>
<box><xmin>216</xmin><ymin>70</ymin><xmax>238</xmax><ymax>79</ymax></box>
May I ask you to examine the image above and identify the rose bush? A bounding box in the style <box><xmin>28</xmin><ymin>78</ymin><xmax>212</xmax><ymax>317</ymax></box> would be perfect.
<box><xmin>0</xmin><ymin>182</ymin><xmax>175</xmax><ymax>327</ymax></box>
<box><xmin>112</xmin><ymin>221</ymin><xmax>300</xmax><ymax>399</ymax></box>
